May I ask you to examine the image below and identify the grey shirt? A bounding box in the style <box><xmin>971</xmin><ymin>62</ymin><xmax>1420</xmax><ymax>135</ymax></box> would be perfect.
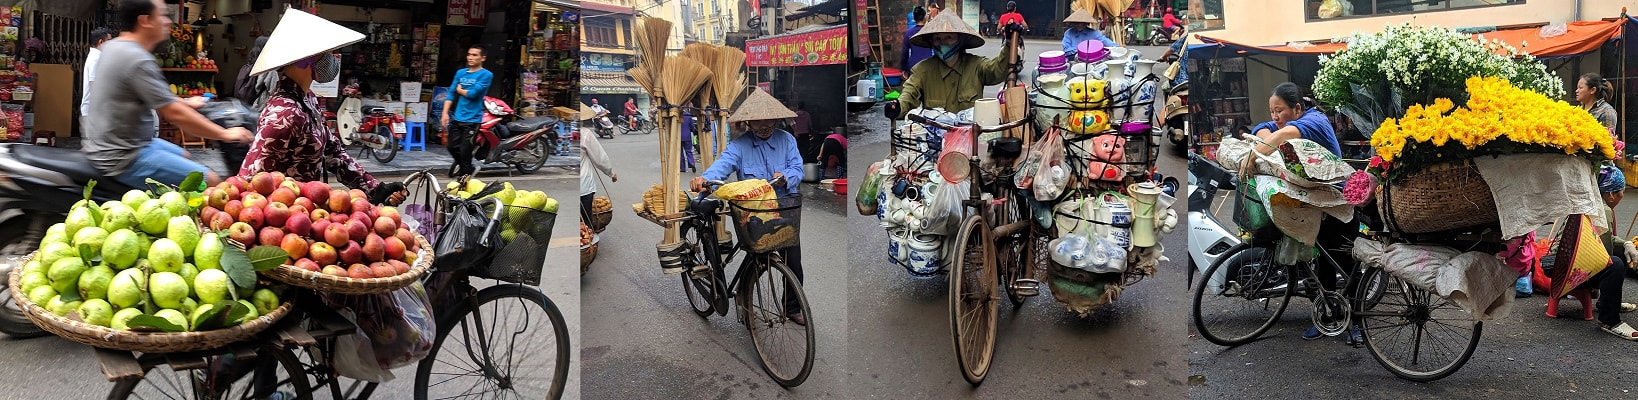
<box><xmin>82</xmin><ymin>38</ymin><xmax>178</xmax><ymax>176</ymax></box>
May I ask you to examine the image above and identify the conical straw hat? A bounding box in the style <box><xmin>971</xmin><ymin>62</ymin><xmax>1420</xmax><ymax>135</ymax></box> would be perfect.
<box><xmin>728</xmin><ymin>88</ymin><xmax>796</xmax><ymax>122</ymax></box>
<box><xmin>1064</xmin><ymin>9</ymin><xmax>1097</xmax><ymax>24</ymax></box>
<box><xmin>910</xmin><ymin>13</ymin><xmax>984</xmax><ymax>50</ymax></box>
<box><xmin>579</xmin><ymin>103</ymin><xmax>595</xmax><ymax>120</ymax></box>
<box><xmin>251</xmin><ymin>9</ymin><xmax>366</xmax><ymax>76</ymax></box>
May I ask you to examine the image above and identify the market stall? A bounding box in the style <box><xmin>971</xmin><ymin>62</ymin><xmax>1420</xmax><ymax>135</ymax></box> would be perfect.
<box><xmin>744</xmin><ymin>23</ymin><xmax>849</xmax><ymax>159</ymax></box>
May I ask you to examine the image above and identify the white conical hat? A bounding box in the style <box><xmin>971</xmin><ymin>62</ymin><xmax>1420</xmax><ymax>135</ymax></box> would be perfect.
<box><xmin>728</xmin><ymin>88</ymin><xmax>796</xmax><ymax>122</ymax></box>
<box><xmin>250</xmin><ymin>9</ymin><xmax>365</xmax><ymax>76</ymax></box>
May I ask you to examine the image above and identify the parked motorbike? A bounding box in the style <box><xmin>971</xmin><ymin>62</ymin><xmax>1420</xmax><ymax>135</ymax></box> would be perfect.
<box><xmin>449</xmin><ymin>97</ymin><xmax>559</xmax><ymax>177</ymax></box>
<box><xmin>0</xmin><ymin>100</ymin><xmax>257</xmax><ymax>338</ymax></box>
<box><xmin>1184</xmin><ymin>152</ymin><xmax>1243</xmax><ymax>288</ymax></box>
<box><xmin>1165</xmin><ymin>84</ymin><xmax>1189</xmax><ymax>155</ymax></box>
<box><xmin>334</xmin><ymin>84</ymin><xmax>402</xmax><ymax>163</ymax></box>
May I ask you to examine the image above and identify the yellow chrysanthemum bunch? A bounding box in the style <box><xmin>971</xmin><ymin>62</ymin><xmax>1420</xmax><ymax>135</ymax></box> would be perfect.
<box><xmin>1372</xmin><ymin>76</ymin><xmax>1615</xmax><ymax>163</ymax></box>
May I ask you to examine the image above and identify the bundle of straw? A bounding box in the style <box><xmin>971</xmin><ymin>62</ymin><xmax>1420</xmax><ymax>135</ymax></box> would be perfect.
<box><xmin>711</xmin><ymin>46</ymin><xmax>748</xmax><ymax>163</ymax></box>
<box><xmin>629</xmin><ymin>66</ymin><xmax>654</xmax><ymax>94</ymax></box>
<box><xmin>634</xmin><ymin>17</ymin><xmax>679</xmax><ymax>241</ymax></box>
<box><xmin>633</xmin><ymin>18</ymin><xmax>670</xmax><ymax>92</ymax></box>
<box><xmin>659</xmin><ymin>56</ymin><xmax>714</xmax><ymax>240</ymax></box>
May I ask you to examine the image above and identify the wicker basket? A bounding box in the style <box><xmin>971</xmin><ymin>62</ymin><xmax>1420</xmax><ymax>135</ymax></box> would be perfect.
<box><xmin>260</xmin><ymin>234</ymin><xmax>434</xmax><ymax>295</ymax></box>
<box><xmin>580</xmin><ymin>235</ymin><xmax>600</xmax><ymax>275</ymax></box>
<box><xmin>8</xmin><ymin>263</ymin><xmax>292</xmax><ymax>353</ymax></box>
<box><xmin>1377</xmin><ymin>161</ymin><xmax>1499</xmax><ymax>234</ymax></box>
<box><xmin>591</xmin><ymin>209</ymin><xmax>613</xmax><ymax>232</ymax></box>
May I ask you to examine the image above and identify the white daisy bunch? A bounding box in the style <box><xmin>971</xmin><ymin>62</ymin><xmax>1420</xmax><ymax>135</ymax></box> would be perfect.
<box><xmin>1313</xmin><ymin>22</ymin><xmax>1563</xmax><ymax>111</ymax></box>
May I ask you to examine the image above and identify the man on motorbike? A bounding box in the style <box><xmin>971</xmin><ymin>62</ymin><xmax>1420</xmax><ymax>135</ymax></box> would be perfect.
<box><xmin>85</xmin><ymin>0</ymin><xmax>254</xmax><ymax>188</ymax></box>
<box><xmin>1161</xmin><ymin>8</ymin><xmax>1183</xmax><ymax>39</ymax></box>
<box><xmin>624</xmin><ymin>97</ymin><xmax>640</xmax><ymax>130</ymax></box>
<box><xmin>689</xmin><ymin>89</ymin><xmax>808</xmax><ymax>325</ymax></box>
<box><xmin>1062</xmin><ymin>9</ymin><xmax>1116</xmax><ymax>56</ymax></box>
<box><xmin>236</xmin><ymin>9</ymin><xmax>405</xmax><ymax>205</ymax></box>
<box><xmin>590</xmin><ymin>99</ymin><xmax>614</xmax><ymax>133</ymax></box>
<box><xmin>890</xmin><ymin>13</ymin><xmax>1017</xmax><ymax>115</ymax></box>
<box><xmin>441</xmin><ymin>44</ymin><xmax>493</xmax><ymax>177</ymax></box>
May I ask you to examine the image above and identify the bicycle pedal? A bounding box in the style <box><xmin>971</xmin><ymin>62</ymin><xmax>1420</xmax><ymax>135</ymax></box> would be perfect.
<box><xmin>1011</xmin><ymin>279</ymin><xmax>1042</xmax><ymax>296</ymax></box>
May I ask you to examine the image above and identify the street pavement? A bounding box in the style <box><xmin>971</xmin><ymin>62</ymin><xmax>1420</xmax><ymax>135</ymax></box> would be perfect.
<box><xmin>1186</xmin><ymin>161</ymin><xmax>1638</xmax><ymax>397</ymax></box>
<box><xmin>579</xmin><ymin>128</ymin><xmax>853</xmax><ymax>398</ymax></box>
<box><xmin>842</xmin><ymin>40</ymin><xmax>1188</xmax><ymax>398</ymax></box>
<box><xmin>0</xmin><ymin>174</ymin><xmax>581</xmax><ymax>399</ymax></box>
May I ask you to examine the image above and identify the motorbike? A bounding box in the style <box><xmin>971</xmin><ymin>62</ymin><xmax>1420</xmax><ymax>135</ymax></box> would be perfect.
<box><xmin>1184</xmin><ymin>152</ymin><xmax>1243</xmax><ymax>289</ymax></box>
<box><xmin>334</xmin><ymin>85</ymin><xmax>402</xmax><ymax>163</ymax></box>
<box><xmin>1164</xmin><ymin>83</ymin><xmax>1189</xmax><ymax>155</ymax></box>
<box><xmin>449</xmin><ymin>97</ymin><xmax>559</xmax><ymax>177</ymax></box>
<box><xmin>0</xmin><ymin>100</ymin><xmax>258</xmax><ymax>338</ymax></box>
<box><xmin>614</xmin><ymin>112</ymin><xmax>654</xmax><ymax>135</ymax></box>
<box><xmin>591</xmin><ymin>111</ymin><xmax>615</xmax><ymax>139</ymax></box>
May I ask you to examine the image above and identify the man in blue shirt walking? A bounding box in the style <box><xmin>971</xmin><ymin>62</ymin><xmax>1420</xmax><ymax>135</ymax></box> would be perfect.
<box><xmin>690</xmin><ymin>89</ymin><xmax>808</xmax><ymax>325</ymax></box>
<box><xmin>441</xmin><ymin>44</ymin><xmax>493</xmax><ymax>176</ymax></box>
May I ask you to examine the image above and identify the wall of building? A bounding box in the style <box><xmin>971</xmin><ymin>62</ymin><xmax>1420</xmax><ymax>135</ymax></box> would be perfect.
<box><xmin>1203</xmin><ymin>0</ymin><xmax>1628</xmax><ymax>46</ymax></box>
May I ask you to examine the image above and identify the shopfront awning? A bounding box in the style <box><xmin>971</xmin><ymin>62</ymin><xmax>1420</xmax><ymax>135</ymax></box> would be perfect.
<box><xmin>533</xmin><ymin>0</ymin><xmax>580</xmax><ymax>10</ymax></box>
<box><xmin>582</xmin><ymin>71</ymin><xmax>646</xmax><ymax>95</ymax></box>
<box><xmin>745</xmin><ymin>24</ymin><xmax>849</xmax><ymax>67</ymax></box>
<box><xmin>1188</xmin><ymin>19</ymin><xmax>1625</xmax><ymax>60</ymax></box>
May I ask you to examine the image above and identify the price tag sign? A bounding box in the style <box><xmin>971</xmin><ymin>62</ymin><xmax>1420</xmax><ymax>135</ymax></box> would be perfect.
<box><xmin>392</xmin><ymin>122</ymin><xmax>407</xmax><ymax>135</ymax></box>
<box><xmin>400</xmin><ymin>82</ymin><xmax>422</xmax><ymax>102</ymax></box>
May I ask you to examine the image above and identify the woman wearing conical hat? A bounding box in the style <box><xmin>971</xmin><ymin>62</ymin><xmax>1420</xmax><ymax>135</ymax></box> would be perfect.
<box><xmin>688</xmin><ymin>89</ymin><xmax>809</xmax><ymax>325</ymax></box>
<box><xmin>238</xmin><ymin>9</ymin><xmax>405</xmax><ymax>204</ymax></box>
<box><xmin>1062</xmin><ymin>8</ymin><xmax>1116</xmax><ymax>56</ymax></box>
<box><xmin>891</xmin><ymin>13</ymin><xmax>1019</xmax><ymax>114</ymax></box>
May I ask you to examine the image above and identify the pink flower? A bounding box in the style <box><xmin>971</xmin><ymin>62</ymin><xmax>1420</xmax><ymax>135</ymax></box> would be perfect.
<box><xmin>1344</xmin><ymin>171</ymin><xmax>1377</xmax><ymax>206</ymax></box>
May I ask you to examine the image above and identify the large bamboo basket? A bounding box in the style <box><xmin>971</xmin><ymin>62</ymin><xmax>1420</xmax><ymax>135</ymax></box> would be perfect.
<box><xmin>1377</xmin><ymin>160</ymin><xmax>1499</xmax><ymax>234</ymax></box>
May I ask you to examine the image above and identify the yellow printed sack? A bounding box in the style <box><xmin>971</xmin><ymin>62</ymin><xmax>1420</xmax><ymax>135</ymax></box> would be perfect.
<box><xmin>715</xmin><ymin>179</ymin><xmax>777</xmax><ymax>201</ymax></box>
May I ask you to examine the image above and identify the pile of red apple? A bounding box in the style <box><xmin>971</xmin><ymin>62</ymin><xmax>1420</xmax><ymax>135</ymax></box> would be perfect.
<box><xmin>200</xmin><ymin>172</ymin><xmax>422</xmax><ymax>280</ymax></box>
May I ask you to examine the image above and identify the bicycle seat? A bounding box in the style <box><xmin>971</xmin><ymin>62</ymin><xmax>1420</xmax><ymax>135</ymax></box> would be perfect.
<box><xmin>362</xmin><ymin>105</ymin><xmax>387</xmax><ymax>115</ymax></box>
<box><xmin>506</xmin><ymin>116</ymin><xmax>558</xmax><ymax>133</ymax></box>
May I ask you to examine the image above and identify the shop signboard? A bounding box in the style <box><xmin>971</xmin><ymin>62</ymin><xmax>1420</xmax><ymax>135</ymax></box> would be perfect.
<box><xmin>401</xmin><ymin>82</ymin><xmax>423</xmax><ymax>102</ymax></box>
<box><xmin>582</xmin><ymin>53</ymin><xmax>629</xmax><ymax>72</ymax></box>
<box><xmin>853</xmin><ymin>0</ymin><xmax>871</xmax><ymax>57</ymax></box>
<box><xmin>448</xmin><ymin>0</ymin><xmax>488</xmax><ymax>27</ymax></box>
<box><xmin>745</xmin><ymin>26</ymin><xmax>849</xmax><ymax>67</ymax></box>
<box><xmin>406</xmin><ymin>102</ymin><xmax>429</xmax><ymax>123</ymax></box>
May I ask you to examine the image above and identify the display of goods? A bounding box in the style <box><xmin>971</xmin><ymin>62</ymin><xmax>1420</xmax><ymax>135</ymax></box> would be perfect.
<box><xmin>714</xmin><ymin>179</ymin><xmax>776</xmax><ymax>201</ymax></box>
<box><xmin>641</xmin><ymin>184</ymin><xmax>690</xmax><ymax>214</ymax></box>
<box><xmin>592</xmin><ymin>197</ymin><xmax>613</xmax><ymax>213</ymax></box>
<box><xmin>1369</xmin><ymin>76</ymin><xmax>1614</xmax><ymax>181</ymax></box>
<box><xmin>444</xmin><ymin>178</ymin><xmax>560</xmax><ymax>243</ymax></box>
<box><xmin>14</xmin><ymin>174</ymin><xmax>290</xmax><ymax>336</ymax></box>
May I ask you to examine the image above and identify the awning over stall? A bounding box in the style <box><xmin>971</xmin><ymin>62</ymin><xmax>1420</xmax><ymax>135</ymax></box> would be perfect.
<box><xmin>1188</xmin><ymin>19</ymin><xmax>1625</xmax><ymax>59</ymax></box>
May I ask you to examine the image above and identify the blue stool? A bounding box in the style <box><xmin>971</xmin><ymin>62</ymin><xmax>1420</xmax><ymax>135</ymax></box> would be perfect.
<box><xmin>401</xmin><ymin>122</ymin><xmax>426</xmax><ymax>152</ymax></box>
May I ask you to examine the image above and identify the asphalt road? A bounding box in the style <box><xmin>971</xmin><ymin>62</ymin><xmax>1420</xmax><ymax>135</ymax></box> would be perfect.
<box><xmin>0</xmin><ymin>174</ymin><xmax>581</xmax><ymax>399</ymax></box>
<box><xmin>579</xmin><ymin>128</ymin><xmax>852</xmax><ymax>398</ymax></box>
<box><xmin>842</xmin><ymin>40</ymin><xmax>1188</xmax><ymax>398</ymax></box>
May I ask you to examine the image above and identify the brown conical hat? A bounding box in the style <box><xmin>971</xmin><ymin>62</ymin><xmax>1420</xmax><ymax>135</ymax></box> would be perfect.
<box><xmin>578</xmin><ymin>103</ymin><xmax>595</xmax><ymax>120</ymax></box>
<box><xmin>728</xmin><ymin>88</ymin><xmax>796</xmax><ymax>122</ymax></box>
<box><xmin>1064</xmin><ymin>9</ymin><xmax>1097</xmax><ymax>24</ymax></box>
<box><xmin>910</xmin><ymin>13</ymin><xmax>984</xmax><ymax>50</ymax></box>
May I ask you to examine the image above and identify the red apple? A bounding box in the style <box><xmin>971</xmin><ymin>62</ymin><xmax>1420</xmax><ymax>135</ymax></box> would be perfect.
<box><xmin>258</xmin><ymin>226</ymin><xmax>285</xmax><ymax>247</ymax></box>
<box><xmin>311</xmin><ymin>219</ymin><xmax>331</xmax><ymax>238</ymax></box>
<box><xmin>242</xmin><ymin>193</ymin><xmax>268</xmax><ymax>210</ymax></box>
<box><xmin>223</xmin><ymin>200</ymin><xmax>244</xmax><ymax>220</ymax></box>
<box><xmin>228</xmin><ymin>222</ymin><xmax>256</xmax><ymax>245</ymax></box>
<box><xmin>377</xmin><ymin>206</ymin><xmax>402</xmax><ymax>226</ymax></box>
<box><xmin>386</xmin><ymin>259</ymin><xmax>411</xmax><ymax>275</ymax></box>
<box><xmin>327</xmin><ymin>189</ymin><xmax>351</xmax><ymax>213</ymax></box>
<box><xmin>329</xmin><ymin>213</ymin><xmax>349</xmax><ymax>224</ymax></box>
<box><xmin>373</xmin><ymin>216</ymin><xmax>398</xmax><ymax>237</ymax></box>
<box><xmin>321</xmin><ymin>265</ymin><xmax>348</xmax><ymax>276</ymax></box>
<box><xmin>339</xmin><ymin>242</ymin><xmax>364</xmax><ymax>266</ymax></box>
<box><xmin>224</xmin><ymin>176</ymin><xmax>250</xmax><ymax>194</ymax></box>
<box><xmin>370</xmin><ymin>262</ymin><xmax>396</xmax><ymax>277</ymax></box>
<box><xmin>309</xmin><ymin>242</ymin><xmax>337</xmax><ymax>265</ymax></box>
<box><xmin>345</xmin><ymin>219</ymin><xmax>369</xmax><ymax>242</ymax></box>
<box><xmin>301</xmin><ymin>181</ymin><xmax>331</xmax><ymax>205</ymax></box>
<box><xmin>293</xmin><ymin>197</ymin><xmax>316</xmax><ymax>214</ymax></box>
<box><xmin>349</xmin><ymin>211</ymin><xmax>371</xmax><ymax>225</ymax></box>
<box><xmin>204</xmin><ymin>187</ymin><xmax>229</xmax><ymax>209</ymax></box>
<box><xmin>383</xmin><ymin>236</ymin><xmax>407</xmax><ymax>260</ymax></box>
<box><xmin>288</xmin><ymin>204</ymin><xmax>308</xmax><ymax>219</ymax></box>
<box><xmin>200</xmin><ymin>206</ymin><xmax>220</xmax><ymax>223</ymax></box>
<box><xmin>362</xmin><ymin>234</ymin><xmax>386</xmax><ymax>262</ymax></box>
<box><xmin>280</xmin><ymin>233</ymin><xmax>309</xmax><ymax>259</ymax></box>
<box><xmin>251</xmin><ymin>172</ymin><xmax>284</xmax><ymax>195</ymax></box>
<box><xmin>269</xmin><ymin>187</ymin><xmax>297</xmax><ymax>206</ymax></box>
<box><xmin>239</xmin><ymin>206</ymin><xmax>265</xmax><ymax>229</ymax></box>
<box><xmin>348</xmin><ymin>197</ymin><xmax>372</xmax><ymax>215</ymax></box>
<box><xmin>294</xmin><ymin>258</ymin><xmax>321</xmax><ymax>272</ymax></box>
<box><xmin>265</xmin><ymin>203</ymin><xmax>290</xmax><ymax>227</ymax></box>
<box><xmin>208</xmin><ymin>211</ymin><xmax>235</xmax><ymax>232</ymax></box>
<box><xmin>285</xmin><ymin>213</ymin><xmax>313</xmax><ymax>236</ymax></box>
<box><xmin>324</xmin><ymin>224</ymin><xmax>350</xmax><ymax>247</ymax></box>
<box><xmin>347</xmin><ymin>263</ymin><xmax>374</xmax><ymax>279</ymax></box>
<box><xmin>349</xmin><ymin>189</ymin><xmax>367</xmax><ymax>201</ymax></box>
<box><xmin>395</xmin><ymin>228</ymin><xmax>416</xmax><ymax>248</ymax></box>
<box><xmin>310</xmin><ymin>208</ymin><xmax>329</xmax><ymax>222</ymax></box>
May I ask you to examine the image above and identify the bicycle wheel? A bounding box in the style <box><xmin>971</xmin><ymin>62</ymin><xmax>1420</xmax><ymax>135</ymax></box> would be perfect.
<box><xmin>372</xmin><ymin>127</ymin><xmax>398</xmax><ymax>163</ymax></box>
<box><xmin>741</xmin><ymin>253</ymin><xmax>815</xmax><ymax>387</ymax></box>
<box><xmin>949</xmin><ymin>215</ymin><xmax>998</xmax><ymax>385</ymax></box>
<box><xmin>1191</xmin><ymin>243</ymin><xmax>1293</xmax><ymax>346</ymax></box>
<box><xmin>1358</xmin><ymin>267</ymin><xmax>1481</xmax><ymax>382</ymax></box>
<box><xmin>0</xmin><ymin>216</ymin><xmax>48</xmax><ymax>338</ymax></box>
<box><xmin>515</xmin><ymin>140</ymin><xmax>550</xmax><ymax>174</ymax></box>
<box><xmin>107</xmin><ymin>345</ymin><xmax>312</xmax><ymax>400</ymax></box>
<box><xmin>416</xmin><ymin>284</ymin><xmax>571</xmax><ymax>400</ymax></box>
<box><xmin>992</xmin><ymin>191</ymin><xmax>1032</xmax><ymax>307</ymax></box>
<box><xmin>681</xmin><ymin>222</ymin><xmax>724</xmax><ymax>318</ymax></box>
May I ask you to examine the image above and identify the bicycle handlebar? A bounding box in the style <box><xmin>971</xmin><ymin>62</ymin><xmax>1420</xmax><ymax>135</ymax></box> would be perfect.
<box><xmin>905</xmin><ymin>113</ymin><xmax>1031</xmax><ymax>133</ymax></box>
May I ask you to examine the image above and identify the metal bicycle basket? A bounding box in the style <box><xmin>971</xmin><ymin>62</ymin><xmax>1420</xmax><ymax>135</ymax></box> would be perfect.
<box><xmin>727</xmin><ymin>195</ymin><xmax>803</xmax><ymax>254</ymax></box>
<box><xmin>473</xmin><ymin>204</ymin><xmax>557</xmax><ymax>285</ymax></box>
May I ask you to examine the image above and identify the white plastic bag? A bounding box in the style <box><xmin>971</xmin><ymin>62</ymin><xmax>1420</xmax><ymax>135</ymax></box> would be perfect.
<box><xmin>925</xmin><ymin>181</ymin><xmax>969</xmax><ymax>235</ymax></box>
<box><xmin>322</xmin><ymin>282</ymin><xmax>437</xmax><ymax>382</ymax></box>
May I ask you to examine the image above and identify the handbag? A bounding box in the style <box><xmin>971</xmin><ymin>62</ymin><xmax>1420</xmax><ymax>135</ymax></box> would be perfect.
<box><xmin>1547</xmin><ymin>214</ymin><xmax>1611</xmax><ymax>300</ymax></box>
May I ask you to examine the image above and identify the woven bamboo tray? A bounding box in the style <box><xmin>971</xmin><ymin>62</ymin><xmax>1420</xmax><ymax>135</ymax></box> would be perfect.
<box><xmin>260</xmin><ymin>234</ymin><xmax>433</xmax><ymax>295</ymax></box>
<box><xmin>1378</xmin><ymin>161</ymin><xmax>1498</xmax><ymax>234</ymax></box>
<box><xmin>8</xmin><ymin>261</ymin><xmax>293</xmax><ymax>353</ymax></box>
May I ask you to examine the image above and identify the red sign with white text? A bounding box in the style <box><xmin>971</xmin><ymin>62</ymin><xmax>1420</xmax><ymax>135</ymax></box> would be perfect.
<box><xmin>745</xmin><ymin>26</ymin><xmax>850</xmax><ymax>67</ymax></box>
<box><xmin>448</xmin><ymin>0</ymin><xmax>488</xmax><ymax>27</ymax></box>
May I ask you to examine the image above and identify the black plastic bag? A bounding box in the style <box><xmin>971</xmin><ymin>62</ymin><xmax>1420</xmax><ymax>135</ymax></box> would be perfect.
<box><xmin>432</xmin><ymin>199</ymin><xmax>501</xmax><ymax>272</ymax></box>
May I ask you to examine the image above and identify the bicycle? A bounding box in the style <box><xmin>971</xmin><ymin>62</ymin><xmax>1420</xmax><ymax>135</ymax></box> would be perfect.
<box><xmin>656</xmin><ymin>178</ymin><xmax>815</xmax><ymax>387</ymax></box>
<box><xmin>1189</xmin><ymin>162</ymin><xmax>1484</xmax><ymax>382</ymax></box>
<box><xmin>104</xmin><ymin>171</ymin><xmax>573</xmax><ymax>399</ymax></box>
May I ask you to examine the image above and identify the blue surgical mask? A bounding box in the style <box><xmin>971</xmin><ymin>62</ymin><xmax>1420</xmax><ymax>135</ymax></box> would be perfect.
<box><xmin>936</xmin><ymin>44</ymin><xmax>959</xmax><ymax>60</ymax></box>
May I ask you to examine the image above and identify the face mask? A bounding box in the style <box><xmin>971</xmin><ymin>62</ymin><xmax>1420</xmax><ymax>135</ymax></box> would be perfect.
<box><xmin>936</xmin><ymin>44</ymin><xmax>959</xmax><ymax>60</ymax></box>
<box><xmin>311</xmin><ymin>54</ymin><xmax>339</xmax><ymax>83</ymax></box>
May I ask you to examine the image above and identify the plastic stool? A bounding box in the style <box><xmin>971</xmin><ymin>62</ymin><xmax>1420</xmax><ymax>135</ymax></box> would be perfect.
<box><xmin>401</xmin><ymin>122</ymin><xmax>426</xmax><ymax>152</ymax></box>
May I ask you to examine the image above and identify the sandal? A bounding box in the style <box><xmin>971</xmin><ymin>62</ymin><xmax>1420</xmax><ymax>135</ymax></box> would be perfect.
<box><xmin>1623</xmin><ymin>303</ymin><xmax>1637</xmax><ymax>313</ymax></box>
<box><xmin>1600</xmin><ymin>322</ymin><xmax>1638</xmax><ymax>341</ymax></box>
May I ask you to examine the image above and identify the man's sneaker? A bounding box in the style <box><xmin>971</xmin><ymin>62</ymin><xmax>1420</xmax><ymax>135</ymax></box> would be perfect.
<box><xmin>786</xmin><ymin>310</ymin><xmax>807</xmax><ymax>326</ymax></box>
<box><xmin>1302</xmin><ymin>326</ymin><xmax>1325</xmax><ymax>340</ymax></box>
<box><xmin>1345</xmin><ymin>326</ymin><xmax>1365</xmax><ymax>346</ymax></box>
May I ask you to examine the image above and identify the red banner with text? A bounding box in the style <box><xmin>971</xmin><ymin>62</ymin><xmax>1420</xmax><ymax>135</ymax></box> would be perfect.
<box><xmin>745</xmin><ymin>26</ymin><xmax>849</xmax><ymax>67</ymax></box>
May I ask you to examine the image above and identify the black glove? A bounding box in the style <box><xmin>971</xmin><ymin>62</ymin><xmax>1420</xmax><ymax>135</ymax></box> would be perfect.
<box><xmin>884</xmin><ymin>101</ymin><xmax>901</xmax><ymax>120</ymax></box>
<box><xmin>369</xmin><ymin>182</ymin><xmax>406</xmax><ymax>205</ymax></box>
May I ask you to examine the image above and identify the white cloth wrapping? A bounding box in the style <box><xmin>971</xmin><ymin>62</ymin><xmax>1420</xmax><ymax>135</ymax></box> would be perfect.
<box><xmin>1215</xmin><ymin>136</ymin><xmax>1354</xmax><ymax>245</ymax></box>
<box><xmin>1354</xmin><ymin>238</ymin><xmax>1516</xmax><ymax>321</ymax></box>
<box><xmin>1472</xmin><ymin>154</ymin><xmax>1608</xmax><ymax>239</ymax></box>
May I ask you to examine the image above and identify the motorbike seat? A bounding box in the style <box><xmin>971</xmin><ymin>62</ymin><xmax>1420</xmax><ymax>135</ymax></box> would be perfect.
<box><xmin>10</xmin><ymin>144</ymin><xmax>138</xmax><ymax>193</ymax></box>
<box><xmin>506</xmin><ymin>116</ymin><xmax>559</xmax><ymax>134</ymax></box>
<box><xmin>362</xmin><ymin>106</ymin><xmax>387</xmax><ymax>115</ymax></box>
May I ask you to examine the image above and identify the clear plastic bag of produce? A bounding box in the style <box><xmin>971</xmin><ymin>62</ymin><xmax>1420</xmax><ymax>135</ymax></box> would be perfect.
<box><xmin>924</xmin><ymin>180</ymin><xmax>969</xmax><ymax>235</ymax></box>
<box><xmin>321</xmin><ymin>282</ymin><xmax>437</xmax><ymax>382</ymax></box>
<box><xmin>856</xmin><ymin>161</ymin><xmax>884</xmax><ymax>216</ymax></box>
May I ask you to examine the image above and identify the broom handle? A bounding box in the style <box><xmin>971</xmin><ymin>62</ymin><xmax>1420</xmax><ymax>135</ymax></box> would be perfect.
<box><xmin>665</xmin><ymin>107</ymin><xmax>683</xmax><ymax>243</ymax></box>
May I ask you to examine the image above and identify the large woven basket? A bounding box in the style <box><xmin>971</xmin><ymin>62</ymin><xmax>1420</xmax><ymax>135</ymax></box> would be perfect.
<box><xmin>260</xmin><ymin>234</ymin><xmax>434</xmax><ymax>295</ymax></box>
<box><xmin>591</xmin><ymin>209</ymin><xmax>613</xmax><ymax>232</ymax></box>
<box><xmin>1377</xmin><ymin>161</ymin><xmax>1499</xmax><ymax>234</ymax></box>
<box><xmin>8</xmin><ymin>262</ymin><xmax>292</xmax><ymax>353</ymax></box>
<box><xmin>580</xmin><ymin>235</ymin><xmax>600</xmax><ymax>275</ymax></box>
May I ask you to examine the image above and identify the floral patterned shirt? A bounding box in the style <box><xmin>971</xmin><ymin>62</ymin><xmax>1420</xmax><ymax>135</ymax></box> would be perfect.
<box><xmin>240</xmin><ymin>76</ymin><xmax>379</xmax><ymax>191</ymax></box>
<box><xmin>1590</xmin><ymin>100</ymin><xmax>1618</xmax><ymax>134</ymax></box>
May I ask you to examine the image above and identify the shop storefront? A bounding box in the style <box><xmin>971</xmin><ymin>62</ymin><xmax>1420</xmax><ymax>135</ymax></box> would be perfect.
<box><xmin>578</xmin><ymin>0</ymin><xmax>645</xmax><ymax>117</ymax></box>
<box><xmin>745</xmin><ymin>22</ymin><xmax>848</xmax><ymax>161</ymax></box>
<box><xmin>517</xmin><ymin>1</ymin><xmax>580</xmax><ymax>117</ymax></box>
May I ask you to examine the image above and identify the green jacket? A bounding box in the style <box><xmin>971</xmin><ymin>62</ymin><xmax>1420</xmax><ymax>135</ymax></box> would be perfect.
<box><xmin>897</xmin><ymin>52</ymin><xmax>1011</xmax><ymax>112</ymax></box>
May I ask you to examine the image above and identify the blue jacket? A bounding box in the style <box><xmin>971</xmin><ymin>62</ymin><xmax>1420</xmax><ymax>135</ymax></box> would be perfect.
<box><xmin>1063</xmin><ymin>28</ymin><xmax>1117</xmax><ymax>56</ymax></box>
<box><xmin>702</xmin><ymin>129</ymin><xmax>804</xmax><ymax>195</ymax></box>
<box><xmin>450</xmin><ymin>67</ymin><xmax>493</xmax><ymax>123</ymax></box>
<box><xmin>903</xmin><ymin>26</ymin><xmax>933</xmax><ymax>71</ymax></box>
<box><xmin>1252</xmin><ymin>108</ymin><xmax>1341</xmax><ymax>156</ymax></box>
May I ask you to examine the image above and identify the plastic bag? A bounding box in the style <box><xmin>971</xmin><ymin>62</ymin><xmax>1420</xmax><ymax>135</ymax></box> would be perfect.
<box><xmin>323</xmin><ymin>282</ymin><xmax>437</xmax><ymax>382</ymax></box>
<box><xmin>1317</xmin><ymin>0</ymin><xmax>1346</xmax><ymax>18</ymax></box>
<box><xmin>856</xmin><ymin>162</ymin><xmax>884</xmax><ymax>215</ymax></box>
<box><xmin>924</xmin><ymin>181</ymin><xmax>969</xmax><ymax>235</ymax></box>
<box><xmin>1032</xmin><ymin>130</ymin><xmax>1068</xmax><ymax>201</ymax></box>
<box><xmin>433</xmin><ymin>199</ymin><xmax>502</xmax><ymax>272</ymax></box>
